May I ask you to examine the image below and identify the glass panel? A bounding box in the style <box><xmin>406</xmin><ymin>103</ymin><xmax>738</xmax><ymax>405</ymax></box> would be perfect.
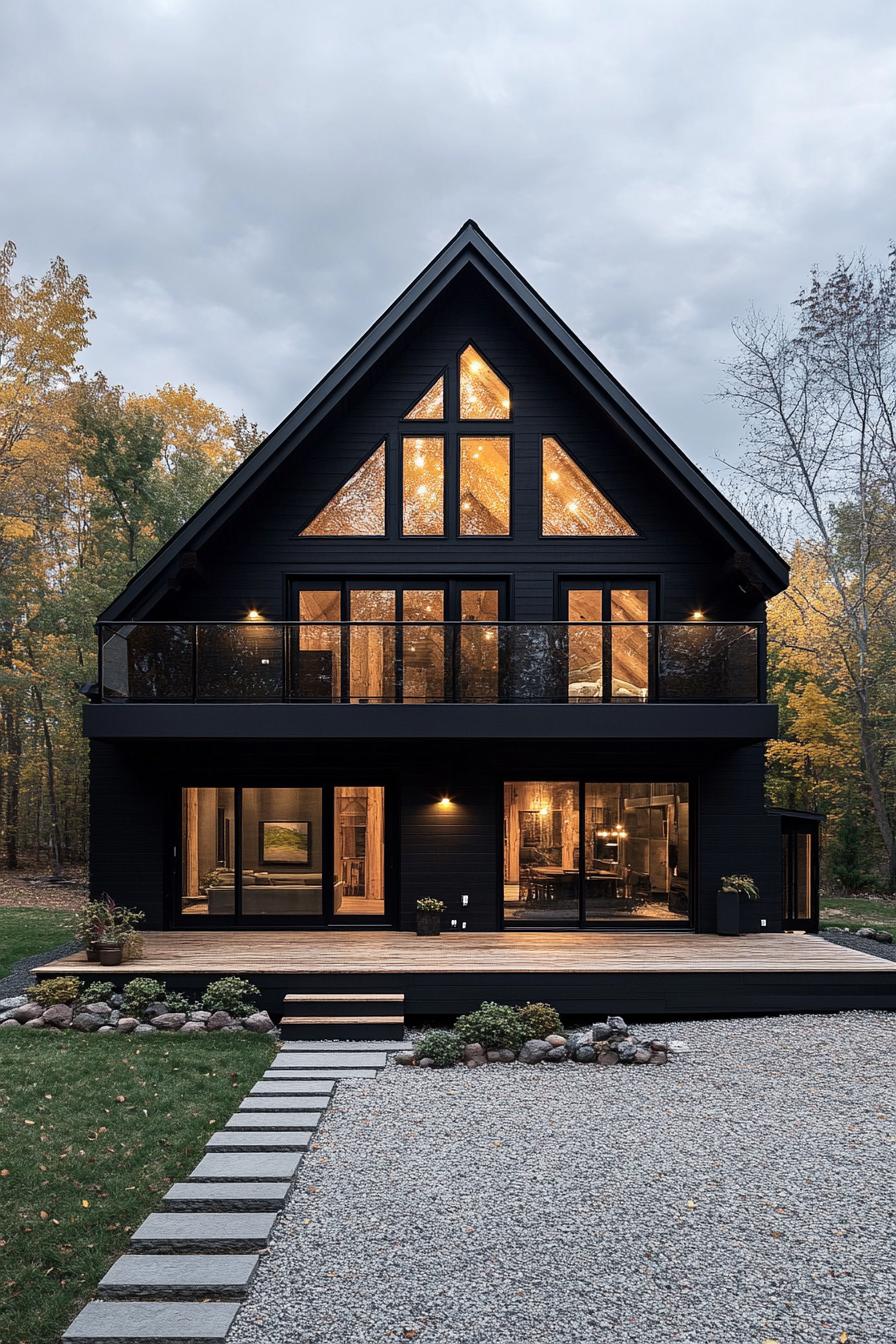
<box><xmin>566</xmin><ymin>590</ymin><xmax>603</xmax><ymax>702</ymax></box>
<box><xmin>349</xmin><ymin>590</ymin><xmax>396</xmax><ymax>702</ymax></box>
<box><xmin>102</xmin><ymin>623</ymin><xmax>194</xmax><ymax>701</ymax></box>
<box><xmin>459</xmin><ymin>589</ymin><xmax>499</xmax><ymax>703</ymax></box>
<box><xmin>402</xmin><ymin>436</ymin><xmax>444</xmax><ymax>535</ymax></box>
<box><xmin>794</xmin><ymin>831</ymin><xmax>813</xmax><ymax>921</ymax></box>
<box><xmin>584</xmin><ymin>783</ymin><xmax>689</xmax><ymax>922</ymax></box>
<box><xmin>503</xmin><ymin>782</ymin><xmax>579</xmax><ymax>924</ymax></box>
<box><xmin>241</xmin><ymin>787</ymin><xmax>323</xmax><ymax>918</ymax></box>
<box><xmin>405</xmin><ymin>376</ymin><xmax>444</xmax><ymax>420</ymax></box>
<box><xmin>333</xmin><ymin>786</ymin><xmax>385</xmax><ymax>918</ymax></box>
<box><xmin>300</xmin><ymin>442</ymin><xmax>386</xmax><ymax>536</ymax></box>
<box><xmin>197</xmin><ymin>624</ymin><xmax>282</xmax><ymax>701</ymax></box>
<box><xmin>542</xmin><ymin>436</ymin><xmax>636</xmax><ymax>536</ymax></box>
<box><xmin>402</xmin><ymin>590</ymin><xmax>444</xmax><ymax>703</ymax></box>
<box><xmin>182</xmin><ymin>787</ymin><xmax>235</xmax><ymax>916</ymax></box>
<box><xmin>459</xmin><ymin>437</ymin><xmax>510</xmax><ymax>535</ymax></box>
<box><xmin>295</xmin><ymin>591</ymin><xmax>341</xmax><ymax>701</ymax></box>
<box><xmin>459</xmin><ymin>345</ymin><xmax>510</xmax><ymax>419</ymax></box>
<box><xmin>610</xmin><ymin>589</ymin><xmax>649</xmax><ymax>702</ymax></box>
<box><xmin>657</xmin><ymin>624</ymin><xmax>758</xmax><ymax>701</ymax></box>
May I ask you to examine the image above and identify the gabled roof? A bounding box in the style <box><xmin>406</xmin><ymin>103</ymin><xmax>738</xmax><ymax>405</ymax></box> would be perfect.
<box><xmin>100</xmin><ymin>220</ymin><xmax>788</xmax><ymax>620</ymax></box>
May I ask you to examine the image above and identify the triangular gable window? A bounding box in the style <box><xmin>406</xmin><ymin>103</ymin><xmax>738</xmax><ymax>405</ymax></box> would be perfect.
<box><xmin>541</xmin><ymin>436</ymin><xmax>636</xmax><ymax>536</ymax></box>
<box><xmin>460</xmin><ymin>345</ymin><xmax>510</xmax><ymax>419</ymax></box>
<box><xmin>299</xmin><ymin>441</ymin><xmax>386</xmax><ymax>536</ymax></box>
<box><xmin>404</xmin><ymin>376</ymin><xmax>444</xmax><ymax>420</ymax></box>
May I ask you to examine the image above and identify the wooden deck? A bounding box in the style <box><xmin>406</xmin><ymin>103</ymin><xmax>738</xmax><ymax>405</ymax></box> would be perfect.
<box><xmin>36</xmin><ymin>929</ymin><xmax>896</xmax><ymax>977</ymax></box>
<box><xmin>35</xmin><ymin>930</ymin><xmax>896</xmax><ymax>1018</ymax></box>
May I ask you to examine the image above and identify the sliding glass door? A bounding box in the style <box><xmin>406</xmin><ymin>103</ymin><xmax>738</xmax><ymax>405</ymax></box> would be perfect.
<box><xmin>503</xmin><ymin>780</ymin><xmax>690</xmax><ymax>926</ymax></box>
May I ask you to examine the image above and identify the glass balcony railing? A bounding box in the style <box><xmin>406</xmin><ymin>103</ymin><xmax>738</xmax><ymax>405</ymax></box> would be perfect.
<box><xmin>97</xmin><ymin>621</ymin><xmax>762</xmax><ymax>704</ymax></box>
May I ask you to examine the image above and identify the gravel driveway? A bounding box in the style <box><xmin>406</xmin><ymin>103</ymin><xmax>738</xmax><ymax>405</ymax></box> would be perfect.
<box><xmin>231</xmin><ymin>1011</ymin><xmax>895</xmax><ymax>1344</ymax></box>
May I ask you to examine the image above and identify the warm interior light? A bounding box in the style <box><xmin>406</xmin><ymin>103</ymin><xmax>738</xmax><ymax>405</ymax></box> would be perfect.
<box><xmin>549</xmin><ymin>470</ymin><xmax>559</xmax><ymax>482</ymax></box>
<box><xmin>470</xmin><ymin>359</ymin><xmax>481</xmax><ymax>373</ymax></box>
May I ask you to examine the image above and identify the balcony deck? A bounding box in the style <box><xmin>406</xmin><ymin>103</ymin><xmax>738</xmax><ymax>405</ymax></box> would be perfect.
<box><xmin>36</xmin><ymin>930</ymin><xmax>896</xmax><ymax>1017</ymax></box>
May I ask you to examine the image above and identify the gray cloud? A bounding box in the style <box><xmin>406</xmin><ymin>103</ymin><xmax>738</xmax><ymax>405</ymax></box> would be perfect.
<box><xmin>3</xmin><ymin>0</ymin><xmax>895</xmax><ymax>466</ymax></box>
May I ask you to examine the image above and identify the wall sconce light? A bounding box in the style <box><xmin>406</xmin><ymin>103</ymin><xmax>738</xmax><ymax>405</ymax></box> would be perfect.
<box><xmin>247</xmin><ymin>608</ymin><xmax>261</xmax><ymax>621</ymax></box>
<box><xmin>690</xmin><ymin>609</ymin><xmax>705</xmax><ymax>621</ymax></box>
<box><xmin>438</xmin><ymin>795</ymin><xmax>453</xmax><ymax>808</ymax></box>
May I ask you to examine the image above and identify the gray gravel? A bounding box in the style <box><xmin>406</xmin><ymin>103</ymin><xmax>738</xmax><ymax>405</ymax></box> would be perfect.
<box><xmin>0</xmin><ymin>937</ymin><xmax>80</xmax><ymax>997</ymax></box>
<box><xmin>821</xmin><ymin>929</ymin><xmax>896</xmax><ymax>963</ymax></box>
<box><xmin>229</xmin><ymin>1012</ymin><xmax>895</xmax><ymax>1344</ymax></box>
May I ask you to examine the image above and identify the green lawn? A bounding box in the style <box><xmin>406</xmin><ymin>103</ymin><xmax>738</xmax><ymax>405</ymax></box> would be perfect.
<box><xmin>820</xmin><ymin>893</ymin><xmax>896</xmax><ymax>936</ymax></box>
<box><xmin>0</xmin><ymin>906</ymin><xmax>76</xmax><ymax>978</ymax></box>
<box><xmin>0</xmin><ymin>1032</ymin><xmax>276</xmax><ymax>1344</ymax></box>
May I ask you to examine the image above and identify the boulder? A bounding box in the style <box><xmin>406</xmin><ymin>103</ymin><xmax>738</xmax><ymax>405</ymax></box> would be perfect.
<box><xmin>179</xmin><ymin>1021</ymin><xmax>206</xmax><ymax>1033</ymax></box>
<box><xmin>13</xmin><ymin>1003</ymin><xmax>45</xmax><ymax>1023</ymax></box>
<box><xmin>616</xmin><ymin>1040</ymin><xmax>638</xmax><ymax>1063</ymax></box>
<box><xmin>97</xmin><ymin>1024</ymin><xmax>116</xmax><ymax>1034</ymax></box>
<box><xmin>71</xmin><ymin>1011</ymin><xmax>105</xmax><ymax>1032</ymax></box>
<box><xmin>0</xmin><ymin>1018</ymin><xmax>21</xmax><ymax>1029</ymax></box>
<box><xmin>546</xmin><ymin>1045</ymin><xmax>568</xmax><ymax>1062</ymax></box>
<box><xmin>649</xmin><ymin>1050</ymin><xmax>668</xmax><ymax>1065</ymax></box>
<box><xmin>242</xmin><ymin>1011</ymin><xmax>275</xmax><ymax>1034</ymax></box>
<box><xmin>84</xmin><ymin>1002</ymin><xmax>112</xmax><ymax>1018</ymax></box>
<box><xmin>465</xmin><ymin>1053</ymin><xmax>487</xmax><ymax>1067</ymax></box>
<box><xmin>205</xmin><ymin>1011</ymin><xmax>234</xmax><ymax>1031</ymax></box>
<box><xmin>462</xmin><ymin>1042</ymin><xmax>486</xmax><ymax>1063</ymax></box>
<box><xmin>189</xmin><ymin>1010</ymin><xmax>212</xmax><ymax>1022</ymax></box>
<box><xmin>596</xmin><ymin>1049</ymin><xmax>619</xmax><ymax>1066</ymax></box>
<box><xmin>0</xmin><ymin>995</ymin><xmax>28</xmax><ymax>1010</ymax></box>
<box><xmin>152</xmin><ymin>1013</ymin><xmax>187</xmax><ymax>1031</ymax></box>
<box><xmin>518</xmin><ymin>1039</ymin><xmax>552</xmax><ymax>1064</ymax></box>
<box><xmin>591</xmin><ymin>1023</ymin><xmax>613</xmax><ymax>1041</ymax></box>
<box><xmin>110</xmin><ymin>993</ymin><xmax>124</xmax><ymax>1008</ymax></box>
<box><xmin>574</xmin><ymin>1045</ymin><xmax>596</xmax><ymax>1063</ymax></box>
<box><xmin>394</xmin><ymin>1052</ymin><xmax>415</xmax><ymax>1066</ymax></box>
<box><xmin>142</xmin><ymin>1002</ymin><xmax>170</xmax><ymax>1019</ymax></box>
<box><xmin>417</xmin><ymin>1057</ymin><xmax>433</xmax><ymax>1068</ymax></box>
<box><xmin>42</xmin><ymin>1004</ymin><xmax>73</xmax><ymax>1029</ymax></box>
<box><xmin>856</xmin><ymin>927</ymin><xmax>875</xmax><ymax>938</ymax></box>
<box><xmin>23</xmin><ymin>1016</ymin><xmax>46</xmax><ymax>1028</ymax></box>
<box><xmin>545</xmin><ymin>1034</ymin><xmax>567</xmax><ymax>1048</ymax></box>
<box><xmin>633</xmin><ymin>1047</ymin><xmax>652</xmax><ymax>1064</ymax></box>
<box><xmin>134</xmin><ymin>1023</ymin><xmax>158</xmax><ymax>1035</ymax></box>
<box><xmin>0</xmin><ymin>1007</ymin><xmax>22</xmax><ymax>1023</ymax></box>
<box><xmin>872</xmin><ymin>930</ymin><xmax>894</xmax><ymax>943</ymax></box>
<box><xmin>495</xmin><ymin>1048</ymin><xmax>517</xmax><ymax>1063</ymax></box>
<box><xmin>116</xmin><ymin>1017</ymin><xmax>139</xmax><ymax>1033</ymax></box>
<box><xmin>606</xmin><ymin>1015</ymin><xmax>628</xmax><ymax>1033</ymax></box>
<box><xmin>108</xmin><ymin>1010</ymin><xmax>120</xmax><ymax>1024</ymax></box>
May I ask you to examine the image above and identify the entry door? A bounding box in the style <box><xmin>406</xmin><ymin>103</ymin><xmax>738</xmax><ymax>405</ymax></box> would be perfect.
<box><xmin>561</xmin><ymin>581</ymin><xmax>653</xmax><ymax>702</ymax></box>
<box><xmin>781</xmin><ymin>821</ymin><xmax>819</xmax><ymax>931</ymax></box>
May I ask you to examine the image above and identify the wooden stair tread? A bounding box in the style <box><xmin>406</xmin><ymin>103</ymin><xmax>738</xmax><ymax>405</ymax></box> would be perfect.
<box><xmin>283</xmin><ymin>993</ymin><xmax>404</xmax><ymax>1003</ymax></box>
<box><xmin>280</xmin><ymin>1015</ymin><xmax>405</xmax><ymax>1026</ymax></box>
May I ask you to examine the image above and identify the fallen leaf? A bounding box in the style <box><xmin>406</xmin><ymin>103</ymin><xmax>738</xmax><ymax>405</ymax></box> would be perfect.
<box><xmin>81</xmin><ymin>1199</ymin><xmax>90</xmax><ymax>1208</ymax></box>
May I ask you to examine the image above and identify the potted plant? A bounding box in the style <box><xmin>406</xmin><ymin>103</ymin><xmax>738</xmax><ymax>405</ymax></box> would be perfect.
<box><xmin>416</xmin><ymin>897</ymin><xmax>445</xmax><ymax>937</ymax></box>
<box><xmin>74</xmin><ymin>898</ymin><xmax>115</xmax><ymax>961</ymax></box>
<box><xmin>76</xmin><ymin>895</ymin><xmax>144</xmax><ymax>964</ymax></box>
<box><xmin>717</xmin><ymin>874</ymin><xmax>759</xmax><ymax>936</ymax></box>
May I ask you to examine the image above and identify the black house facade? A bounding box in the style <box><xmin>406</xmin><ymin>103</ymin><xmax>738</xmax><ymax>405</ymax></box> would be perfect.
<box><xmin>84</xmin><ymin>223</ymin><xmax>818</xmax><ymax>943</ymax></box>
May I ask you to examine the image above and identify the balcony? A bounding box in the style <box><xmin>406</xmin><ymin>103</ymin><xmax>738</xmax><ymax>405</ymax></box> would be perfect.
<box><xmin>97</xmin><ymin>620</ymin><xmax>762</xmax><ymax>705</ymax></box>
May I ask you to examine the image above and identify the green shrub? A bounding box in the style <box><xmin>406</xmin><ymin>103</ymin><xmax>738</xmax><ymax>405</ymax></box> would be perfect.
<box><xmin>29</xmin><ymin>976</ymin><xmax>82</xmax><ymax>1007</ymax></box>
<box><xmin>515</xmin><ymin>1001</ymin><xmax>563</xmax><ymax>1039</ymax></box>
<box><xmin>165</xmin><ymin>990</ymin><xmax>196</xmax><ymax>1015</ymax></box>
<box><xmin>454</xmin><ymin>1001</ymin><xmax>528</xmax><ymax>1052</ymax></box>
<box><xmin>416</xmin><ymin>1029</ymin><xmax>463</xmax><ymax>1068</ymax></box>
<box><xmin>122</xmin><ymin>977</ymin><xmax>169</xmax><ymax>1016</ymax></box>
<box><xmin>200</xmin><ymin>976</ymin><xmax>260</xmax><ymax>1017</ymax></box>
<box><xmin>83</xmin><ymin>981</ymin><xmax>116</xmax><ymax>1004</ymax></box>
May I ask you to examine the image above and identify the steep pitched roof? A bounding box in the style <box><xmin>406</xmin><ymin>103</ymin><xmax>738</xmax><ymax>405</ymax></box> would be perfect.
<box><xmin>100</xmin><ymin>220</ymin><xmax>788</xmax><ymax>620</ymax></box>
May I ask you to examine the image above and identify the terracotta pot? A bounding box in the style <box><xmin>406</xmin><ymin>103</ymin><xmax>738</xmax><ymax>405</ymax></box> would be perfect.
<box><xmin>98</xmin><ymin>944</ymin><xmax>123</xmax><ymax>965</ymax></box>
<box><xmin>416</xmin><ymin>910</ymin><xmax>442</xmax><ymax>937</ymax></box>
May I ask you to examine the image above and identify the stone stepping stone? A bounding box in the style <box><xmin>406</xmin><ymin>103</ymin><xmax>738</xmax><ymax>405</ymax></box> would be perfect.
<box><xmin>189</xmin><ymin>1152</ymin><xmax>305</xmax><ymax>1183</ymax></box>
<box><xmin>63</xmin><ymin>1299</ymin><xmax>239</xmax><ymax>1341</ymax></box>
<box><xmin>98</xmin><ymin>1253</ymin><xmax>259</xmax><ymax>1300</ymax></box>
<box><xmin>224</xmin><ymin>1111</ymin><xmax>321</xmax><ymax>1130</ymax></box>
<box><xmin>280</xmin><ymin>1040</ymin><xmax>407</xmax><ymax>1052</ymax></box>
<box><xmin>249</xmin><ymin>1079</ymin><xmax>333</xmax><ymax>1096</ymax></box>
<box><xmin>205</xmin><ymin>1130</ymin><xmax>311</xmax><ymax>1153</ymax></box>
<box><xmin>269</xmin><ymin>1051</ymin><xmax>386</xmax><ymax>1069</ymax></box>
<box><xmin>130</xmin><ymin>1212</ymin><xmax>276</xmax><ymax>1253</ymax></box>
<box><xmin>240</xmin><ymin>1095</ymin><xmax>331</xmax><ymax>1111</ymax></box>
<box><xmin>162</xmin><ymin>1182</ymin><xmax>290</xmax><ymax>1212</ymax></box>
<box><xmin>262</xmin><ymin>1067</ymin><xmax>377</xmax><ymax>1080</ymax></box>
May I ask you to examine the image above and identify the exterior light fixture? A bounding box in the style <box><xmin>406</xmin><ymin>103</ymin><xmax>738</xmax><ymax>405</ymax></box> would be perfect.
<box><xmin>691</xmin><ymin>609</ymin><xmax>705</xmax><ymax>620</ymax></box>
<box><xmin>438</xmin><ymin>795</ymin><xmax>453</xmax><ymax>808</ymax></box>
<box><xmin>247</xmin><ymin>608</ymin><xmax>261</xmax><ymax>621</ymax></box>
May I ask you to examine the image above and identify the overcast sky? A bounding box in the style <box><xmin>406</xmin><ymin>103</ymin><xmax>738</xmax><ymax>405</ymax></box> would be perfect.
<box><xmin>4</xmin><ymin>0</ymin><xmax>895</xmax><ymax>469</ymax></box>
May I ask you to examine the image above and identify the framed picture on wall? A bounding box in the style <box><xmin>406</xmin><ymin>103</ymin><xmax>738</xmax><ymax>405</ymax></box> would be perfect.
<box><xmin>259</xmin><ymin>819</ymin><xmax>311</xmax><ymax>866</ymax></box>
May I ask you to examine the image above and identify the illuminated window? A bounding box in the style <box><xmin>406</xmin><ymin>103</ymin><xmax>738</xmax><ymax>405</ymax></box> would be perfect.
<box><xmin>300</xmin><ymin>442</ymin><xmax>386</xmax><ymax>536</ymax></box>
<box><xmin>541</xmin><ymin>436</ymin><xmax>635</xmax><ymax>537</ymax></box>
<box><xmin>405</xmin><ymin>376</ymin><xmax>444</xmax><ymax>420</ymax></box>
<box><xmin>459</xmin><ymin>345</ymin><xmax>510</xmax><ymax>419</ymax></box>
<box><xmin>402</xmin><ymin>436</ymin><xmax>444</xmax><ymax>535</ymax></box>
<box><xmin>459</xmin><ymin>437</ymin><xmax>510</xmax><ymax>535</ymax></box>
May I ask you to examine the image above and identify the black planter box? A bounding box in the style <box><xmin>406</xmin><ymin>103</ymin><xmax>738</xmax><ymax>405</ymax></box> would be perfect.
<box><xmin>716</xmin><ymin>889</ymin><xmax>740</xmax><ymax>936</ymax></box>
<box><xmin>416</xmin><ymin>911</ymin><xmax>441</xmax><ymax>937</ymax></box>
<box><xmin>739</xmin><ymin>897</ymin><xmax>762</xmax><ymax>934</ymax></box>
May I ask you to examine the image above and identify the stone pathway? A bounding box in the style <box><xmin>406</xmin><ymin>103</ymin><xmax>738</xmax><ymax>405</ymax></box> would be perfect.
<box><xmin>63</xmin><ymin>1041</ymin><xmax>406</xmax><ymax>1342</ymax></box>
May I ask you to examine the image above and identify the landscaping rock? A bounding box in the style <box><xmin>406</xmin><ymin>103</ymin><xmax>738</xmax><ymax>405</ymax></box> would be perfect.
<box><xmin>143</xmin><ymin>1001</ymin><xmax>170</xmax><ymax>1019</ymax></box>
<box><xmin>417</xmin><ymin>1057</ymin><xmax>434</xmax><ymax>1068</ymax></box>
<box><xmin>153</xmin><ymin>1012</ymin><xmax>188</xmax><ymax>1031</ymax></box>
<box><xmin>591</xmin><ymin>1023</ymin><xmax>613</xmax><ymax>1041</ymax></box>
<box><xmin>180</xmin><ymin>1020</ymin><xmax>206</xmax><ymax>1033</ymax></box>
<box><xmin>607</xmin><ymin>1015</ymin><xmax>628</xmax><ymax>1033</ymax></box>
<box><xmin>0</xmin><ymin>1007</ymin><xmax>22</xmax><ymax>1023</ymax></box>
<box><xmin>41</xmin><ymin>1003</ymin><xmax>73</xmax><ymax>1028</ymax></box>
<box><xmin>545</xmin><ymin>1033</ymin><xmax>567</xmax><ymax>1048</ymax></box>
<box><xmin>465</xmin><ymin>1053</ymin><xmax>487</xmax><ymax>1067</ymax></box>
<box><xmin>633</xmin><ymin>1047</ymin><xmax>653</xmax><ymax>1064</ymax></box>
<box><xmin>393</xmin><ymin>1052</ymin><xmax>415</xmax><ymax>1066</ymax></box>
<box><xmin>134</xmin><ymin>1023</ymin><xmax>158</xmax><ymax>1034</ymax></box>
<box><xmin>649</xmin><ymin>1050</ymin><xmax>668</xmax><ymax>1065</ymax></box>
<box><xmin>0</xmin><ymin>1018</ymin><xmax>21</xmax><ymax>1028</ymax></box>
<box><xmin>0</xmin><ymin>995</ymin><xmax>27</xmax><ymax>1010</ymax></box>
<box><xmin>108</xmin><ymin>1009</ymin><xmax>120</xmax><ymax>1024</ymax></box>
<box><xmin>97</xmin><ymin>1024</ymin><xmax>116</xmax><ymax>1034</ymax></box>
<box><xmin>463</xmin><ymin>1042</ymin><xmax>486</xmax><ymax>1063</ymax></box>
<box><xmin>23</xmin><ymin>1016</ymin><xmax>45</xmax><ymax>1028</ymax></box>
<box><xmin>596</xmin><ymin>1049</ymin><xmax>619</xmax><ymax>1066</ymax></box>
<box><xmin>574</xmin><ymin>1044</ymin><xmax>596</xmax><ymax>1063</ymax></box>
<box><xmin>190</xmin><ymin>1010</ymin><xmax>212</xmax><ymax>1022</ymax></box>
<box><xmin>207</xmin><ymin>1010</ymin><xmax>235</xmax><ymax>1031</ymax></box>
<box><xmin>546</xmin><ymin>1045</ymin><xmax>568</xmax><ymax>1062</ymax></box>
<box><xmin>72</xmin><ymin>1010</ymin><xmax>105</xmax><ymax>1032</ymax></box>
<box><xmin>872</xmin><ymin>930</ymin><xmax>894</xmax><ymax>943</ymax></box>
<box><xmin>116</xmin><ymin>1016</ymin><xmax>139</xmax><ymax>1033</ymax></box>
<box><xmin>243</xmin><ymin>1011</ymin><xmax>275</xmax><ymax>1034</ymax></box>
<box><xmin>12</xmin><ymin>1002</ymin><xmax>44</xmax><ymax>1023</ymax></box>
<box><xmin>518</xmin><ymin>1039</ymin><xmax>552</xmax><ymax>1064</ymax></box>
<box><xmin>856</xmin><ymin>927</ymin><xmax>875</xmax><ymax>938</ymax></box>
<box><xmin>616</xmin><ymin>1040</ymin><xmax>638</xmax><ymax>1063</ymax></box>
<box><xmin>495</xmin><ymin>1048</ymin><xmax>517</xmax><ymax>1063</ymax></box>
<box><xmin>110</xmin><ymin>993</ymin><xmax>124</xmax><ymax>1007</ymax></box>
<box><xmin>84</xmin><ymin>1001</ymin><xmax>112</xmax><ymax>1018</ymax></box>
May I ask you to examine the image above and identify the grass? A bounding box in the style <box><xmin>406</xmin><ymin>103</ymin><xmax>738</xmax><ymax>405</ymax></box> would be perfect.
<box><xmin>820</xmin><ymin>893</ymin><xmax>896</xmax><ymax>936</ymax></box>
<box><xmin>0</xmin><ymin>907</ymin><xmax>76</xmax><ymax>978</ymax></box>
<box><xmin>0</xmin><ymin>1031</ymin><xmax>276</xmax><ymax>1344</ymax></box>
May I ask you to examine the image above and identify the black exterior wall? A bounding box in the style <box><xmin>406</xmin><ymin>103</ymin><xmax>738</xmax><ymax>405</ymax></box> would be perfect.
<box><xmin>89</xmin><ymin>735</ymin><xmax>780</xmax><ymax>935</ymax></box>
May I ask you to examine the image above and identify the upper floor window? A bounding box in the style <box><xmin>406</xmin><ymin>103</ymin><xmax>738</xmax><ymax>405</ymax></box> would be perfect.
<box><xmin>459</xmin><ymin>436</ymin><xmax>510</xmax><ymax>535</ymax></box>
<box><xmin>541</xmin><ymin>436</ymin><xmax>636</xmax><ymax>537</ymax></box>
<box><xmin>300</xmin><ymin>441</ymin><xmax>386</xmax><ymax>536</ymax></box>
<box><xmin>405</xmin><ymin>376</ymin><xmax>444</xmax><ymax>420</ymax></box>
<box><xmin>402</xmin><ymin>436</ymin><xmax>445</xmax><ymax>535</ymax></box>
<box><xmin>459</xmin><ymin>345</ymin><xmax>511</xmax><ymax>419</ymax></box>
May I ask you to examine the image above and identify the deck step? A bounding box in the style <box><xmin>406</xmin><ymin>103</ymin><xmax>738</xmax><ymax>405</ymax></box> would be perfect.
<box><xmin>283</xmin><ymin>992</ymin><xmax>404</xmax><ymax>1003</ymax></box>
<box><xmin>279</xmin><ymin>1014</ymin><xmax>405</xmax><ymax>1040</ymax></box>
<box><xmin>279</xmin><ymin>988</ymin><xmax>406</xmax><ymax>1040</ymax></box>
<box><xmin>97</xmin><ymin>1253</ymin><xmax>259</xmax><ymax>1300</ymax></box>
<box><xmin>63</xmin><ymin>1299</ymin><xmax>239</xmax><ymax>1341</ymax></box>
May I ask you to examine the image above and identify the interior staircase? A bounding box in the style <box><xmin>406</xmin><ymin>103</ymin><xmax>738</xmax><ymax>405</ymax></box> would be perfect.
<box><xmin>278</xmin><ymin>991</ymin><xmax>406</xmax><ymax>1041</ymax></box>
